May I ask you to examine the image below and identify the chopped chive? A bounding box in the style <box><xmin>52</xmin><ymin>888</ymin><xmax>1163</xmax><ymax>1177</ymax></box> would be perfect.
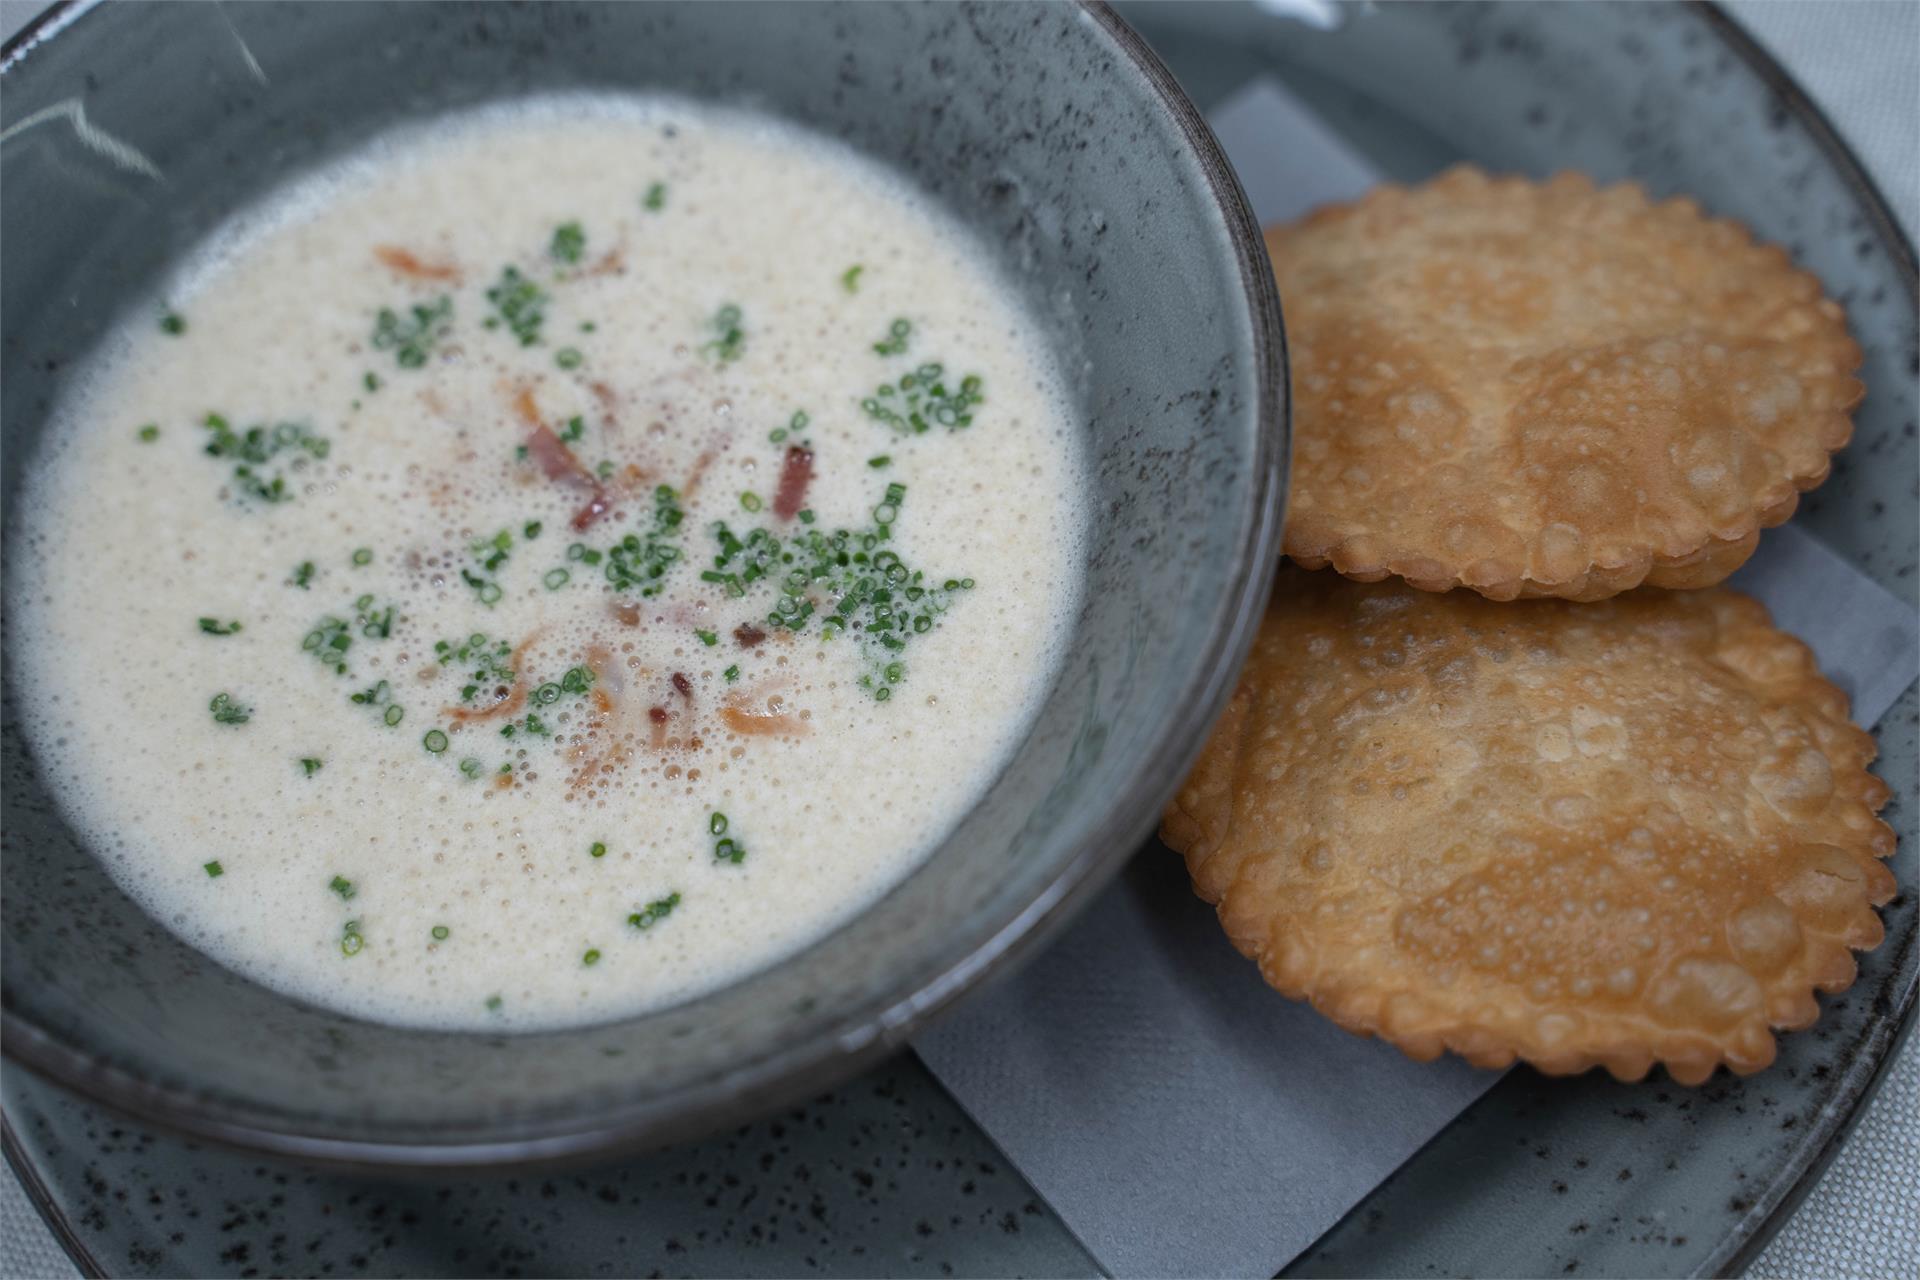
<box><xmin>486</xmin><ymin>994</ymin><xmax>503</xmax><ymax>1012</ymax></box>
<box><xmin>458</xmin><ymin>757</ymin><xmax>483</xmax><ymax>780</ymax></box>
<box><xmin>203</xmin><ymin>860</ymin><xmax>224</xmax><ymax>878</ymax></box>
<box><xmin>797</xmin><ymin>508</ymin><xmax>816</xmax><ymax>524</ymax></box>
<box><xmin>841</xmin><ymin>265</ymin><xmax>864</xmax><ymax>293</ymax></box>
<box><xmin>196</xmin><ymin>412</ymin><xmax>329</xmax><ymax>508</ymax></box>
<box><xmin>709</xmin><ymin>812</ymin><xmax>728</xmax><ymax>836</ymax></box>
<box><xmin>423</xmin><ymin>729</ymin><xmax>449</xmax><ymax>753</ymax></box>
<box><xmin>643</xmin><ymin>181</ymin><xmax>667</xmax><ymax>211</ymax></box>
<box><xmin>724</xmin><ymin>664</ymin><xmax>740</xmax><ymax>682</ymax></box>
<box><xmin>523</xmin><ymin>520</ymin><xmax>544</xmax><ymax>539</ymax></box>
<box><xmin>300</xmin><ymin>757</ymin><xmax>323</xmax><ymax>776</ymax></box>
<box><xmin>159</xmin><ymin>311</ymin><xmax>186</xmax><ymax>335</ymax></box>
<box><xmin>873</xmin><ymin>317</ymin><xmax>911</xmax><ymax>356</ymax></box>
<box><xmin>383</xmin><ymin>704</ymin><xmax>405</xmax><ymax>727</ymax></box>
<box><xmin>549</xmin><ymin>220</ymin><xmax>586</xmax><ymax>265</ymax></box>
<box><xmin>555</xmin><ymin>346</ymin><xmax>584</xmax><ymax>370</ymax></box>
<box><xmin>372</xmin><ymin>296</ymin><xmax>452</xmax><ymax>368</ymax></box>
<box><xmin>351</xmin><ymin>547</ymin><xmax>373</xmax><ymax>566</ymax></box>
<box><xmin>695</xmin><ymin>629</ymin><xmax>717</xmax><ymax>647</ymax></box>
<box><xmin>868</xmin><ymin>455</ymin><xmax>891</xmax><ymax>468</ymax></box>
<box><xmin>583</xmin><ymin>948</ymin><xmax>602</xmax><ymax>966</ymax></box>
<box><xmin>590</xmin><ymin>841</ymin><xmax>607</xmax><ymax>859</ymax></box>
<box><xmin>431</xmin><ymin>924</ymin><xmax>449</xmax><ymax>941</ymax></box>
<box><xmin>628</xmin><ymin>891</ymin><xmax>682</xmax><ymax>930</ymax></box>
<box><xmin>208</xmin><ymin>692</ymin><xmax>251</xmax><ymax>725</ymax></box>
<box><xmin>137</xmin><ymin>424</ymin><xmax>160</xmax><ymax>443</ymax></box>
<box><xmin>291</xmin><ymin>561</ymin><xmax>315</xmax><ymax>590</ymax></box>
<box><xmin>198</xmin><ymin>617</ymin><xmax>242</xmax><ymax>635</ymax></box>
<box><xmin>740</xmin><ymin>491</ymin><xmax>762</xmax><ymax>512</ymax></box>
<box><xmin>485</xmin><ymin>264</ymin><xmax>547</xmax><ymax>347</ymax></box>
<box><xmin>340</xmin><ymin>922</ymin><xmax>364</xmax><ymax>956</ymax></box>
<box><xmin>364</xmin><ymin>371</ymin><xmax>381</xmax><ymax>392</ymax></box>
<box><xmin>329</xmin><ymin>875</ymin><xmax>356</xmax><ymax>901</ymax></box>
<box><xmin>703</xmin><ymin>304</ymin><xmax>745</xmax><ymax>363</ymax></box>
<box><xmin>543</xmin><ymin>568</ymin><xmax>570</xmax><ymax>590</ymax></box>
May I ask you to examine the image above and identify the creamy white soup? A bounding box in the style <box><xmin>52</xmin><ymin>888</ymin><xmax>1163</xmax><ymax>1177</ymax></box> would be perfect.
<box><xmin>10</xmin><ymin>97</ymin><xmax>1085</xmax><ymax>1031</ymax></box>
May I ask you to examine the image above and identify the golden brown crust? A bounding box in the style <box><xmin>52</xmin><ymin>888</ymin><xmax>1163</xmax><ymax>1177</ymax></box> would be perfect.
<box><xmin>1270</xmin><ymin>168</ymin><xmax>1863</xmax><ymax>602</ymax></box>
<box><xmin>1162</xmin><ymin>567</ymin><xmax>1896</xmax><ymax>1083</ymax></box>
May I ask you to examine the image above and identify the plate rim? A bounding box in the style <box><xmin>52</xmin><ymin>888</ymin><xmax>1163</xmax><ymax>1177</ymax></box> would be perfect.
<box><xmin>1686</xmin><ymin>5</ymin><xmax>1916</xmax><ymax>1270</ymax></box>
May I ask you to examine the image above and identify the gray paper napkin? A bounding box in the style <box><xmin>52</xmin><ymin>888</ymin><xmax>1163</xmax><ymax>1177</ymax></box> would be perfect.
<box><xmin>912</xmin><ymin>76</ymin><xmax>1920</xmax><ymax>1280</ymax></box>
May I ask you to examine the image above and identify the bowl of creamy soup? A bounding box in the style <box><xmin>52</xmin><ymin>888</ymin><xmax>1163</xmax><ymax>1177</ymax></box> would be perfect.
<box><xmin>1</xmin><ymin>0</ymin><xmax>1285</xmax><ymax>1164</ymax></box>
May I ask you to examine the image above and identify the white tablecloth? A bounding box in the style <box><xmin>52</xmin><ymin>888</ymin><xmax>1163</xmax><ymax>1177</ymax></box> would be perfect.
<box><xmin>1</xmin><ymin>1</ymin><xmax>1914</xmax><ymax>1276</ymax></box>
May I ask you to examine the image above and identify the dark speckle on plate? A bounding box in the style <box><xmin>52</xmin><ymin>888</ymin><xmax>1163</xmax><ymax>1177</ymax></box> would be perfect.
<box><xmin>4</xmin><ymin>1056</ymin><xmax>1095</xmax><ymax>1278</ymax></box>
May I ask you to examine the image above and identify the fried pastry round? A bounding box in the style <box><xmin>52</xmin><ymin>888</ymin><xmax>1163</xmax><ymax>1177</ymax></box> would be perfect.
<box><xmin>1269</xmin><ymin>167</ymin><xmax>1862</xmax><ymax>601</ymax></box>
<box><xmin>1162</xmin><ymin>568</ymin><xmax>1895</xmax><ymax>1083</ymax></box>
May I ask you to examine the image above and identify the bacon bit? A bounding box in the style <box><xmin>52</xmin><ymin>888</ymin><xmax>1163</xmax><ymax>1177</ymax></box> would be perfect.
<box><xmin>681</xmin><ymin>445</ymin><xmax>721</xmax><ymax>500</ymax></box>
<box><xmin>513</xmin><ymin>385</ymin><xmax>618</xmax><ymax>532</ymax></box>
<box><xmin>570</xmin><ymin>489</ymin><xmax>614</xmax><ymax>532</ymax></box>
<box><xmin>772</xmin><ymin>445</ymin><xmax>815</xmax><ymax>520</ymax></box>
<box><xmin>647</xmin><ymin>704</ymin><xmax>670</xmax><ymax>750</ymax></box>
<box><xmin>374</xmin><ymin>245</ymin><xmax>461</xmax><ymax>282</ymax></box>
<box><xmin>671</xmin><ymin>672</ymin><xmax>693</xmax><ymax>699</ymax></box>
<box><xmin>611</xmin><ymin>602</ymin><xmax>643</xmax><ymax>628</ymax></box>
<box><xmin>525</xmin><ymin>425</ymin><xmax>591</xmax><ymax>485</ymax></box>
<box><xmin>590</xmin><ymin>381</ymin><xmax>621</xmax><ymax>427</ymax></box>
<box><xmin>585</xmin><ymin>248</ymin><xmax>625</xmax><ymax>277</ymax></box>
<box><xmin>648</xmin><ymin>706</ymin><xmax>670</xmax><ymax>723</ymax></box>
<box><xmin>511</xmin><ymin>384</ymin><xmax>544</xmax><ymax>430</ymax></box>
<box><xmin>733</xmin><ymin>623</ymin><xmax>767</xmax><ymax>649</ymax></box>
<box><xmin>443</xmin><ymin>632</ymin><xmax>538</xmax><ymax>723</ymax></box>
<box><xmin>447</xmin><ymin>681</ymin><xmax>524</xmax><ymax>724</ymax></box>
<box><xmin>586</xmin><ymin>644</ymin><xmax>621</xmax><ymax>696</ymax></box>
<box><xmin>563</xmin><ymin>647</ymin><xmax>635</xmax><ymax>798</ymax></box>
<box><xmin>720</xmin><ymin>703</ymin><xmax>809</xmax><ymax>737</ymax></box>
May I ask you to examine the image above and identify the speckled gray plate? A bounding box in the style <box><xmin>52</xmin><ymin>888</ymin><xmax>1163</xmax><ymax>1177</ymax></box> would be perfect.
<box><xmin>6</xmin><ymin>2</ymin><xmax>1916</xmax><ymax>1277</ymax></box>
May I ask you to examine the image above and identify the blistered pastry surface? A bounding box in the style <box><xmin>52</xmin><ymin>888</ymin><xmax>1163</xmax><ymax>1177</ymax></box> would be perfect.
<box><xmin>1161</xmin><ymin>568</ymin><xmax>1895</xmax><ymax>1083</ymax></box>
<box><xmin>1268</xmin><ymin>168</ymin><xmax>1862</xmax><ymax>601</ymax></box>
